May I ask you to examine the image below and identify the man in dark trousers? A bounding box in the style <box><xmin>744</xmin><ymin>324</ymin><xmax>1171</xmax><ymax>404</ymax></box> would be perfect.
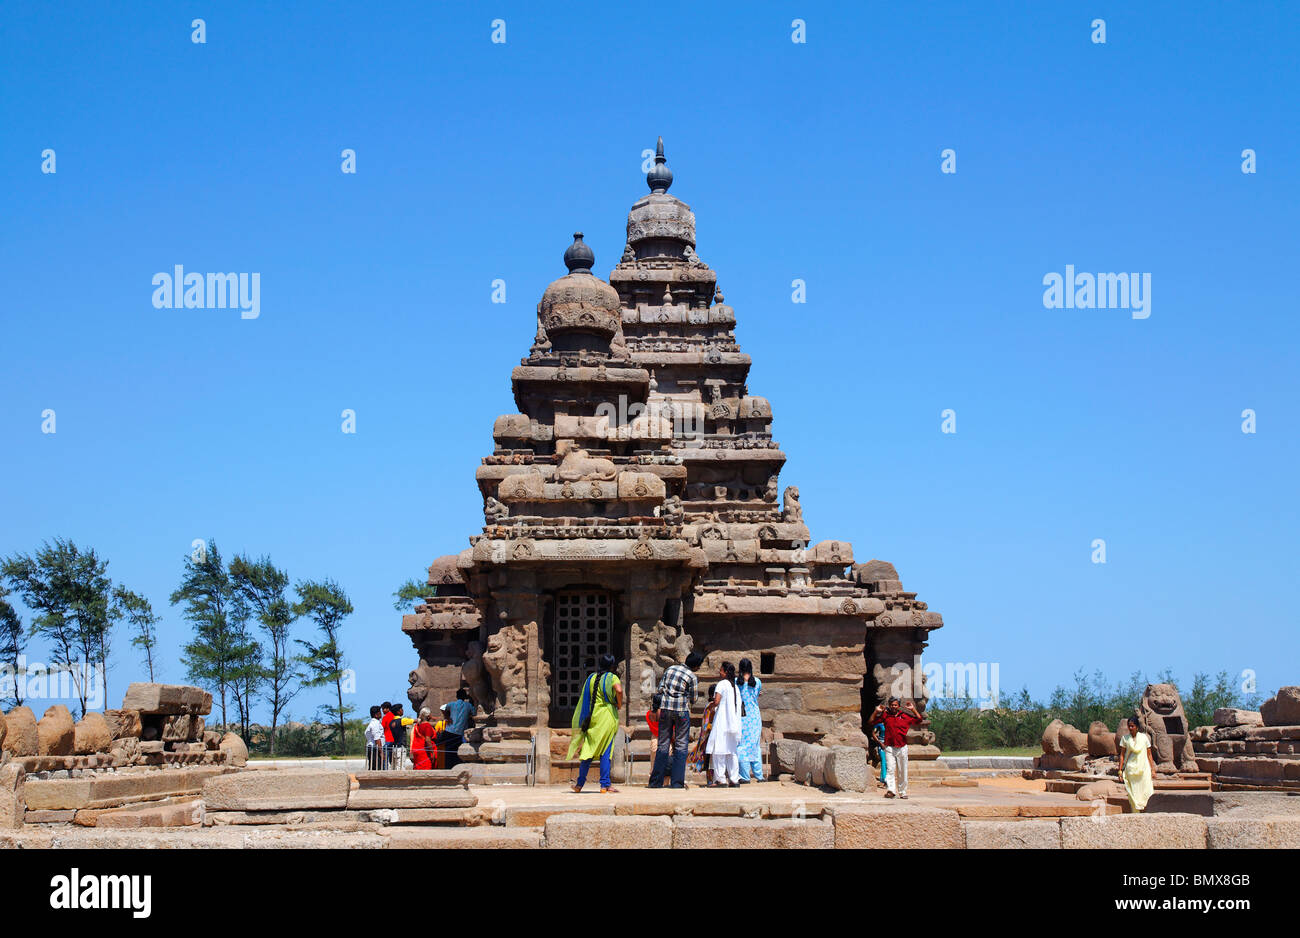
<box><xmin>648</xmin><ymin>652</ymin><xmax>704</xmax><ymax>789</ymax></box>
<box><xmin>438</xmin><ymin>688</ymin><xmax>476</xmax><ymax>769</ymax></box>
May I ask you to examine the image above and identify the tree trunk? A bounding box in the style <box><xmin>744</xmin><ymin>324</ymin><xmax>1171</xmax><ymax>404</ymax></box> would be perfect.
<box><xmin>336</xmin><ymin>678</ymin><xmax>346</xmax><ymax>756</ymax></box>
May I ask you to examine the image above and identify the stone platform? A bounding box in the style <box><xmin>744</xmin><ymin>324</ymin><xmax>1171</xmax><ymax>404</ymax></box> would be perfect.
<box><xmin>7</xmin><ymin>773</ymin><xmax>1297</xmax><ymax>847</ymax></box>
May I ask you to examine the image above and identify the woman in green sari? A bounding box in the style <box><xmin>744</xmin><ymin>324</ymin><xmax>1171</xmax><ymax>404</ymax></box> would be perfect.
<box><xmin>568</xmin><ymin>653</ymin><xmax>624</xmax><ymax>793</ymax></box>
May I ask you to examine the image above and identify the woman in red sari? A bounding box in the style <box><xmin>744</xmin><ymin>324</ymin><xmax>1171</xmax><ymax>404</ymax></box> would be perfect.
<box><xmin>411</xmin><ymin>708</ymin><xmax>439</xmax><ymax>770</ymax></box>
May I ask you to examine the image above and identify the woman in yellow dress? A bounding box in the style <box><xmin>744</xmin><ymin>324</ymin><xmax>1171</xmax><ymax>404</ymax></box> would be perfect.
<box><xmin>568</xmin><ymin>653</ymin><xmax>624</xmax><ymax>793</ymax></box>
<box><xmin>1118</xmin><ymin>716</ymin><xmax>1157</xmax><ymax>812</ymax></box>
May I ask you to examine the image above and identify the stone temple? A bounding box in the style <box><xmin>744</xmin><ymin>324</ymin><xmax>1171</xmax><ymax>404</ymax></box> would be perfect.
<box><xmin>402</xmin><ymin>139</ymin><xmax>944</xmax><ymax>782</ymax></box>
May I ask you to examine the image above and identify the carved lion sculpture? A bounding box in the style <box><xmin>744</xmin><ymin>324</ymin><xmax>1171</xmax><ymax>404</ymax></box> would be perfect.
<box><xmin>782</xmin><ymin>485</ymin><xmax>802</xmax><ymax>523</ymax></box>
<box><xmin>1138</xmin><ymin>682</ymin><xmax>1200</xmax><ymax>774</ymax></box>
<box><xmin>461</xmin><ymin>640</ymin><xmax>495</xmax><ymax>714</ymax></box>
<box><xmin>484</xmin><ymin>495</ymin><xmax>509</xmax><ymax>525</ymax></box>
<box><xmin>483</xmin><ymin>624</ymin><xmax>529</xmax><ymax>711</ymax></box>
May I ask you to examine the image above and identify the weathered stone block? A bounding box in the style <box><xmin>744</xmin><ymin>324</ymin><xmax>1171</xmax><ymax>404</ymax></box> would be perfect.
<box><xmin>758</xmin><ymin>684</ymin><xmax>803</xmax><ymax>711</ymax></box>
<box><xmin>121</xmin><ymin>682</ymin><xmax>212</xmax><ymax>715</ymax></box>
<box><xmin>37</xmin><ymin>705</ymin><xmax>75</xmax><ymax>756</ymax></box>
<box><xmin>103</xmin><ymin>709</ymin><xmax>142</xmax><ymax>740</ymax></box>
<box><xmin>794</xmin><ymin>743</ymin><xmax>829</xmax><ymax>786</ymax></box>
<box><xmin>205</xmin><ymin>809</ymin><xmax>370</xmax><ymax>826</ymax></box>
<box><xmin>801</xmin><ymin>682</ymin><xmax>863</xmax><ymax>713</ymax></box>
<box><xmin>2</xmin><ymin>707</ymin><xmax>38</xmax><ymax>757</ymax></box>
<box><xmin>23</xmin><ymin>809</ymin><xmax>76</xmax><ymax>824</ymax></box>
<box><xmin>94</xmin><ymin>800</ymin><xmax>202</xmax><ymax>829</ymax></box>
<box><xmin>1214</xmin><ymin>708</ymin><xmax>1263</xmax><ymax>727</ymax></box>
<box><xmin>73</xmin><ymin>713</ymin><xmax>113</xmax><ymax>754</ymax></box>
<box><xmin>25</xmin><ymin>766</ymin><xmax>224</xmax><ymax>810</ymax></box>
<box><xmin>962</xmin><ymin>819</ymin><xmax>1062</xmax><ymax>849</ymax></box>
<box><xmin>1219</xmin><ymin>757</ymin><xmax>1284</xmax><ymax>780</ymax></box>
<box><xmin>544</xmin><ymin>812</ymin><xmax>673</xmax><ymax>849</ymax></box>
<box><xmin>219</xmin><ymin>733</ymin><xmax>248</xmax><ymax>767</ymax></box>
<box><xmin>1042</xmin><ymin>718</ymin><xmax>1088</xmax><ymax>756</ymax></box>
<box><xmin>346</xmin><ymin>789</ymin><xmax>477</xmax><ymax>810</ymax></box>
<box><xmin>773</xmin><ymin>713</ymin><xmax>830</xmax><ymax>737</ymax></box>
<box><xmin>161</xmin><ymin>713</ymin><xmax>204</xmax><ymax>742</ymax></box>
<box><xmin>831</xmin><ymin>805</ymin><xmax>964</xmax><ymax>849</ymax></box>
<box><xmin>616</xmin><ymin>472</ymin><xmax>666</xmax><ymax>500</ymax></box>
<box><xmin>771</xmin><ymin>738</ymin><xmax>806</xmax><ymax>775</ymax></box>
<box><xmin>504</xmin><ymin>803</ymin><xmax>613</xmax><ymax>827</ymax></box>
<box><xmin>385</xmin><ymin>827</ymin><xmax>542</xmax><ymax>849</ymax></box>
<box><xmin>672</xmin><ymin>816</ymin><xmax>833</xmax><ymax>849</ymax></box>
<box><xmin>1261</xmin><ymin>687</ymin><xmax>1300</xmax><ymax>727</ymax></box>
<box><xmin>823</xmin><ymin>746</ymin><xmax>869</xmax><ymax>792</ymax></box>
<box><xmin>1036</xmin><ymin>753</ymin><xmax>1087</xmax><ymax>771</ymax></box>
<box><xmin>201</xmin><ymin>770</ymin><xmax>349</xmax><ymax>811</ymax></box>
<box><xmin>1087</xmin><ymin>721</ymin><xmax>1117</xmax><ymax>757</ymax></box>
<box><xmin>1059</xmin><ymin>813</ymin><xmax>1206</xmax><ymax>849</ymax></box>
<box><xmin>1206</xmin><ymin>817</ymin><xmax>1300</xmax><ymax>848</ymax></box>
<box><xmin>0</xmin><ymin>763</ymin><xmax>25</xmax><ymax>829</ymax></box>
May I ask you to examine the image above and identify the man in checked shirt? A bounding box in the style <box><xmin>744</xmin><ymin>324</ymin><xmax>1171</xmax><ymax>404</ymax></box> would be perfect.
<box><xmin>647</xmin><ymin>651</ymin><xmax>705</xmax><ymax>789</ymax></box>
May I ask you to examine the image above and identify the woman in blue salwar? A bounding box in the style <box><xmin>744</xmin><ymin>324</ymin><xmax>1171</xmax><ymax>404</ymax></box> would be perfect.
<box><xmin>568</xmin><ymin>653</ymin><xmax>623</xmax><ymax>793</ymax></box>
<box><xmin>736</xmin><ymin>658</ymin><xmax>765</xmax><ymax>782</ymax></box>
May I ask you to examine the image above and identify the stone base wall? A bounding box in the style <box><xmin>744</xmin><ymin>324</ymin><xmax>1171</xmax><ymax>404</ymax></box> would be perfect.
<box><xmin>686</xmin><ymin>614</ymin><xmax>868</xmax><ymax>749</ymax></box>
<box><xmin>1196</xmin><ymin>722</ymin><xmax>1300</xmax><ymax>790</ymax></box>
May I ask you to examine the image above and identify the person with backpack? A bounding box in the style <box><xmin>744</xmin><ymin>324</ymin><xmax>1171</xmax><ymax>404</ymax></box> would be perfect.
<box><xmin>568</xmin><ymin>653</ymin><xmax>623</xmax><ymax>793</ymax></box>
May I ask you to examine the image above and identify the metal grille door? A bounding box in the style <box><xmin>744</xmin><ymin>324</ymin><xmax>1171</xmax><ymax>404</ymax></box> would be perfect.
<box><xmin>553</xmin><ymin>591</ymin><xmax>613</xmax><ymax>713</ymax></box>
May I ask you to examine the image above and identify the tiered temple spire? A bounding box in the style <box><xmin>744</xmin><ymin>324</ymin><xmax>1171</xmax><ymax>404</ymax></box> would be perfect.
<box><xmin>397</xmin><ymin>140</ymin><xmax>944</xmax><ymax>783</ymax></box>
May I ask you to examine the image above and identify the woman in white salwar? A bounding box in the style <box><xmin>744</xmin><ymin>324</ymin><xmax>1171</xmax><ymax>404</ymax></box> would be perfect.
<box><xmin>706</xmin><ymin>661</ymin><xmax>743</xmax><ymax>788</ymax></box>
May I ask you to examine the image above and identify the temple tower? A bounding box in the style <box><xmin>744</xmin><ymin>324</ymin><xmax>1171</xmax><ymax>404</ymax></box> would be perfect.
<box><xmin>401</xmin><ymin>140</ymin><xmax>943</xmax><ymax>781</ymax></box>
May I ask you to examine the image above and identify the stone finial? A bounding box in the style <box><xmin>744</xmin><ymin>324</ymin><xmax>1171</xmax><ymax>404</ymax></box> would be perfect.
<box><xmin>647</xmin><ymin>136</ymin><xmax>673</xmax><ymax>193</ymax></box>
<box><xmin>563</xmin><ymin>232</ymin><xmax>594</xmax><ymax>274</ymax></box>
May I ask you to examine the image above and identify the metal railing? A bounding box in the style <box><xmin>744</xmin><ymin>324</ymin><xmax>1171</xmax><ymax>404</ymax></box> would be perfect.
<box><xmin>364</xmin><ymin>745</ymin><xmax>407</xmax><ymax>771</ymax></box>
<box><xmin>525</xmin><ymin>732</ymin><xmax>537</xmax><ymax>786</ymax></box>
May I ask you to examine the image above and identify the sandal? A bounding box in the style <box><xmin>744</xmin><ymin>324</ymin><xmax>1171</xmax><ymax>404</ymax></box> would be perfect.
<box><xmin>600</xmin><ymin>786</ymin><xmax>619</xmax><ymax>794</ymax></box>
<box><xmin>570</xmin><ymin>784</ymin><xmax>583</xmax><ymax>793</ymax></box>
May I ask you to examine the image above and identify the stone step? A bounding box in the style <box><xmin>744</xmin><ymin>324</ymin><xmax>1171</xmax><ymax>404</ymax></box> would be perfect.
<box><xmin>384</xmin><ymin>826</ymin><xmax>543</xmax><ymax>849</ymax></box>
<box><xmin>353</xmin><ymin>769</ymin><xmax>471</xmax><ymax>789</ymax></box>
<box><xmin>347</xmin><ymin>789</ymin><xmax>479</xmax><ymax>810</ymax></box>
<box><xmin>368</xmin><ymin>807</ymin><xmax>478</xmax><ymax>826</ymax></box>
<box><xmin>464</xmin><ymin>764</ymin><xmax>530</xmax><ymax>785</ymax></box>
<box><xmin>475</xmin><ymin>741</ymin><xmax>535</xmax><ymax>763</ymax></box>
<box><xmin>93</xmin><ymin>799</ymin><xmax>203</xmax><ymax>829</ymax></box>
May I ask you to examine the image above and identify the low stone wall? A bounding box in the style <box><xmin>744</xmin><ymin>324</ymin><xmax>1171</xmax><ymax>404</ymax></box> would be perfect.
<box><xmin>5</xmin><ymin>801</ymin><xmax>1300</xmax><ymax>848</ymax></box>
<box><xmin>939</xmin><ymin>756</ymin><xmax>1034</xmax><ymax>770</ymax></box>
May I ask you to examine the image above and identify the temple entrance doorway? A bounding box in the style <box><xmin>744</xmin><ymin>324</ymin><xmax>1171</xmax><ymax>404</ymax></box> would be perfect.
<box><xmin>547</xmin><ymin>588</ymin><xmax>616</xmax><ymax>726</ymax></box>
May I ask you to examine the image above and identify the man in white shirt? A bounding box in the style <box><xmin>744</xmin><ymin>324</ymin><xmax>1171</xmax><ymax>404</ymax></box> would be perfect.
<box><xmin>364</xmin><ymin>705</ymin><xmax>385</xmax><ymax>770</ymax></box>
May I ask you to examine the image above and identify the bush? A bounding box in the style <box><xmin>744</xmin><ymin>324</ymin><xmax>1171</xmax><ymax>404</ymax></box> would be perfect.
<box><xmin>246</xmin><ymin>718</ymin><xmax>368</xmax><ymax>757</ymax></box>
<box><xmin>926</xmin><ymin>669</ymin><xmax>1262</xmax><ymax>752</ymax></box>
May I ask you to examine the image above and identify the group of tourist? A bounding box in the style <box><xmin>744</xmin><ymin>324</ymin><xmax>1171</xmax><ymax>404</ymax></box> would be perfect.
<box><xmin>568</xmin><ymin>649</ymin><xmax>931</xmax><ymax>795</ymax></box>
<box><xmin>363</xmin><ymin>690</ymin><xmax>477</xmax><ymax>771</ymax></box>
<box><xmin>368</xmin><ymin>656</ymin><xmax>1165</xmax><ymax>811</ymax></box>
<box><xmin>565</xmin><ymin>650</ymin><xmax>768</xmax><ymax>792</ymax></box>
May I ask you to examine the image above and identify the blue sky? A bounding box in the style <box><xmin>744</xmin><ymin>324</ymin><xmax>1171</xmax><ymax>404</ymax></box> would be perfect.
<box><xmin>3</xmin><ymin>2</ymin><xmax>1297</xmax><ymax>720</ymax></box>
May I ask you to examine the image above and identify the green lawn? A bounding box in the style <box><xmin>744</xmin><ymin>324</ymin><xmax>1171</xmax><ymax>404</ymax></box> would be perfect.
<box><xmin>940</xmin><ymin>747</ymin><xmax>1039</xmax><ymax>757</ymax></box>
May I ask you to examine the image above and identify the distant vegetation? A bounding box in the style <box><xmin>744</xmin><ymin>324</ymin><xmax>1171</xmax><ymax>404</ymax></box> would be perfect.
<box><xmin>243</xmin><ymin>717</ymin><xmax>369</xmax><ymax>758</ymax></box>
<box><xmin>927</xmin><ymin>669</ymin><xmax>1262</xmax><ymax>752</ymax></box>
